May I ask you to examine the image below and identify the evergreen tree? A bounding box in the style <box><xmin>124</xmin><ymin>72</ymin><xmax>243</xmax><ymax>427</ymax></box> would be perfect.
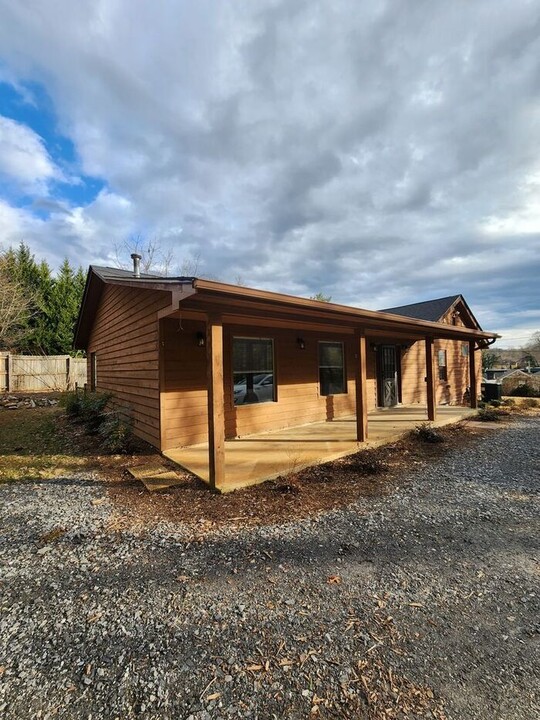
<box><xmin>2</xmin><ymin>243</ymin><xmax>85</xmax><ymax>354</ymax></box>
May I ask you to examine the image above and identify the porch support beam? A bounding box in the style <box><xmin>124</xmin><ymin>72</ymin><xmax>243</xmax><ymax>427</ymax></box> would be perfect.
<box><xmin>206</xmin><ymin>314</ymin><xmax>225</xmax><ymax>491</ymax></box>
<box><xmin>469</xmin><ymin>339</ymin><xmax>478</xmax><ymax>409</ymax></box>
<box><xmin>425</xmin><ymin>337</ymin><xmax>436</xmax><ymax>422</ymax></box>
<box><xmin>355</xmin><ymin>328</ymin><xmax>368</xmax><ymax>442</ymax></box>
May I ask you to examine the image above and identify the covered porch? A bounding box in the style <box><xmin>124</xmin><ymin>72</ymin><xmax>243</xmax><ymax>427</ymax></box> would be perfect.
<box><xmin>164</xmin><ymin>405</ymin><xmax>476</xmax><ymax>492</ymax></box>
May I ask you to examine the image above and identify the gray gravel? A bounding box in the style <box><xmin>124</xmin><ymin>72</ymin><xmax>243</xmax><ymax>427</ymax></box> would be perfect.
<box><xmin>0</xmin><ymin>417</ymin><xmax>539</xmax><ymax>719</ymax></box>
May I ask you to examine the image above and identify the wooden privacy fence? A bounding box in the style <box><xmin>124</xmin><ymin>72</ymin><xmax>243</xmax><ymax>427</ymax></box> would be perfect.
<box><xmin>0</xmin><ymin>353</ymin><xmax>87</xmax><ymax>393</ymax></box>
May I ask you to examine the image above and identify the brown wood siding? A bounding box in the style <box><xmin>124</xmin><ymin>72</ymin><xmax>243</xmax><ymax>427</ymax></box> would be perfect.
<box><xmin>160</xmin><ymin>320</ymin><xmax>378</xmax><ymax>450</ymax></box>
<box><xmin>400</xmin><ymin>339</ymin><xmax>480</xmax><ymax>406</ymax></box>
<box><xmin>87</xmin><ymin>284</ymin><xmax>169</xmax><ymax>448</ymax></box>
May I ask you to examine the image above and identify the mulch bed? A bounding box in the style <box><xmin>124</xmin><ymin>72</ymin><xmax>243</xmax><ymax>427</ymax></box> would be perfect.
<box><xmin>107</xmin><ymin>420</ymin><xmax>504</xmax><ymax>531</ymax></box>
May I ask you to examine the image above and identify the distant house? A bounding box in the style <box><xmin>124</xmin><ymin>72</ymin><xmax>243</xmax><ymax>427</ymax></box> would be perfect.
<box><xmin>74</xmin><ymin>262</ymin><xmax>498</xmax><ymax>490</ymax></box>
<box><xmin>493</xmin><ymin>369</ymin><xmax>540</xmax><ymax>395</ymax></box>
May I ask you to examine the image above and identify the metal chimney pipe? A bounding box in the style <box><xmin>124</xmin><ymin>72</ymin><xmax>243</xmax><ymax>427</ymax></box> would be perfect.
<box><xmin>131</xmin><ymin>253</ymin><xmax>142</xmax><ymax>278</ymax></box>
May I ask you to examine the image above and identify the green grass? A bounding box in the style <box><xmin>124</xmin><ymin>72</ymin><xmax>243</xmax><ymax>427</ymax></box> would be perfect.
<box><xmin>0</xmin><ymin>407</ymin><xmax>91</xmax><ymax>483</ymax></box>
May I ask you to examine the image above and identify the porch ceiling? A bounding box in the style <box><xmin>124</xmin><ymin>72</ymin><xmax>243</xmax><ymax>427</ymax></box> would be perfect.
<box><xmin>163</xmin><ymin>405</ymin><xmax>476</xmax><ymax>493</ymax></box>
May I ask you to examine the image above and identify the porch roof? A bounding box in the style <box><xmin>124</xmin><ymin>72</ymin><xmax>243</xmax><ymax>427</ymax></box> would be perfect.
<box><xmin>74</xmin><ymin>265</ymin><xmax>500</xmax><ymax>349</ymax></box>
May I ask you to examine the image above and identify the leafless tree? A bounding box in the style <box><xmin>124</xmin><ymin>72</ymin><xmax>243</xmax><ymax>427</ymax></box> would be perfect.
<box><xmin>114</xmin><ymin>235</ymin><xmax>174</xmax><ymax>276</ymax></box>
<box><xmin>0</xmin><ymin>254</ymin><xmax>33</xmax><ymax>349</ymax></box>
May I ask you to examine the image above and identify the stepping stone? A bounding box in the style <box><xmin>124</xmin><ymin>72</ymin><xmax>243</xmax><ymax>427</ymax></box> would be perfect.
<box><xmin>128</xmin><ymin>465</ymin><xmax>185</xmax><ymax>491</ymax></box>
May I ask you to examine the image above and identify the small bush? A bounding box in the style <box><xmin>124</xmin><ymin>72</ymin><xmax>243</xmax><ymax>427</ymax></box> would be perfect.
<box><xmin>78</xmin><ymin>392</ymin><xmax>112</xmax><ymax>434</ymax></box>
<box><xmin>490</xmin><ymin>399</ymin><xmax>502</xmax><ymax>408</ymax></box>
<box><xmin>98</xmin><ymin>412</ymin><xmax>133</xmax><ymax>453</ymax></box>
<box><xmin>520</xmin><ymin>398</ymin><xmax>539</xmax><ymax>409</ymax></box>
<box><xmin>502</xmin><ymin>398</ymin><xmax>515</xmax><ymax>406</ymax></box>
<box><xmin>412</xmin><ymin>422</ymin><xmax>445</xmax><ymax>443</ymax></box>
<box><xmin>63</xmin><ymin>391</ymin><xmax>83</xmax><ymax>416</ymax></box>
<box><xmin>347</xmin><ymin>456</ymin><xmax>389</xmax><ymax>474</ymax></box>
<box><xmin>63</xmin><ymin>390</ymin><xmax>112</xmax><ymax>433</ymax></box>
<box><xmin>475</xmin><ymin>407</ymin><xmax>502</xmax><ymax>422</ymax></box>
<box><xmin>509</xmin><ymin>383</ymin><xmax>540</xmax><ymax>398</ymax></box>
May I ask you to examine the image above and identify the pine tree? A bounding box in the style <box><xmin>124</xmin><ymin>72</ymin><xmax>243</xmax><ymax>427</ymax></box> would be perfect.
<box><xmin>2</xmin><ymin>243</ymin><xmax>86</xmax><ymax>354</ymax></box>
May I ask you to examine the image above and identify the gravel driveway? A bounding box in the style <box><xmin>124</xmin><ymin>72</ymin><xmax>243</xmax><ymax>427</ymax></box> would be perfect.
<box><xmin>0</xmin><ymin>417</ymin><xmax>538</xmax><ymax>719</ymax></box>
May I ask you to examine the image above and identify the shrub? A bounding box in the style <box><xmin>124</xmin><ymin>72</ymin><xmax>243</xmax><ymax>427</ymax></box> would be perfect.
<box><xmin>63</xmin><ymin>390</ymin><xmax>83</xmax><ymax>416</ymax></box>
<box><xmin>520</xmin><ymin>398</ymin><xmax>539</xmax><ymax>409</ymax></box>
<box><xmin>347</xmin><ymin>455</ymin><xmax>389</xmax><ymax>474</ymax></box>
<box><xmin>63</xmin><ymin>390</ymin><xmax>112</xmax><ymax>433</ymax></box>
<box><xmin>98</xmin><ymin>412</ymin><xmax>133</xmax><ymax>453</ymax></box>
<box><xmin>502</xmin><ymin>398</ymin><xmax>515</xmax><ymax>406</ymax></box>
<box><xmin>475</xmin><ymin>407</ymin><xmax>502</xmax><ymax>422</ymax></box>
<box><xmin>412</xmin><ymin>422</ymin><xmax>445</xmax><ymax>443</ymax></box>
<box><xmin>490</xmin><ymin>399</ymin><xmax>502</xmax><ymax>408</ymax></box>
<box><xmin>509</xmin><ymin>383</ymin><xmax>540</xmax><ymax>398</ymax></box>
<box><xmin>78</xmin><ymin>392</ymin><xmax>112</xmax><ymax>434</ymax></box>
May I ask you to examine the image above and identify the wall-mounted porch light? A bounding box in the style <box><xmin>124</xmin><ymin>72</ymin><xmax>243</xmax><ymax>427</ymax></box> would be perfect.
<box><xmin>370</xmin><ymin>343</ymin><xmax>379</xmax><ymax>351</ymax></box>
<box><xmin>297</xmin><ymin>337</ymin><xmax>306</xmax><ymax>350</ymax></box>
<box><xmin>196</xmin><ymin>331</ymin><xmax>206</xmax><ymax>347</ymax></box>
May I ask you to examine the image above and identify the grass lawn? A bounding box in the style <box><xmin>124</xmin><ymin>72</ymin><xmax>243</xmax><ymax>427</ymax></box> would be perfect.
<box><xmin>0</xmin><ymin>406</ymin><xmax>148</xmax><ymax>483</ymax></box>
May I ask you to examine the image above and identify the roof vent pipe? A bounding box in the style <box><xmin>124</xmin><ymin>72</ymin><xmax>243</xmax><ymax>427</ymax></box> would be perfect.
<box><xmin>131</xmin><ymin>253</ymin><xmax>142</xmax><ymax>278</ymax></box>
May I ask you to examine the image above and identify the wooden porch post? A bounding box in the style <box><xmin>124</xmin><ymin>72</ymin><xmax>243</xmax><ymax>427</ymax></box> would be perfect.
<box><xmin>469</xmin><ymin>340</ymin><xmax>478</xmax><ymax>409</ymax></box>
<box><xmin>355</xmin><ymin>329</ymin><xmax>368</xmax><ymax>442</ymax></box>
<box><xmin>425</xmin><ymin>337</ymin><xmax>436</xmax><ymax>421</ymax></box>
<box><xmin>206</xmin><ymin>314</ymin><xmax>225</xmax><ymax>491</ymax></box>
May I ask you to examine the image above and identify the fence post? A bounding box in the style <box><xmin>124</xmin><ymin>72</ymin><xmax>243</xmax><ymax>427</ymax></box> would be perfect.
<box><xmin>7</xmin><ymin>354</ymin><xmax>13</xmax><ymax>393</ymax></box>
<box><xmin>66</xmin><ymin>356</ymin><xmax>71</xmax><ymax>391</ymax></box>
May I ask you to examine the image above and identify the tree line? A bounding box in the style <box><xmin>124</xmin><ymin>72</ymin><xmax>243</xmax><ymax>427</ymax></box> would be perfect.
<box><xmin>0</xmin><ymin>243</ymin><xmax>85</xmax><ymax>355</ymax></box>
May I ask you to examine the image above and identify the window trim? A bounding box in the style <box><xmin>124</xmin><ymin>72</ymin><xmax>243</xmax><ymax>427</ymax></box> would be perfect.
<box><xmin>232</xmin><ymin>336</ymin><xmax>276</xmax><ymax>406</ymax></box>
<box><xmin>90</xmin><ymin>352</ymin><xmax>97</xmax><ymax>391</ymax></box>
<box><xmin>318</xmin><ymin>340</ymin><xmax>347</xmax><ymax>396</ymax></box>
<box><xmin>438</xmin><ymin>349</ymin><xmax>447</xmax><ymax>382</ymax></box>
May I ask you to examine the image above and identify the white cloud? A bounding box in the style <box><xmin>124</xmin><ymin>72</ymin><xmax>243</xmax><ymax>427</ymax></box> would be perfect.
<box><xmin>0</xmin><ymin>0</ymin><xmax>538</xmax><ymax>343</ymax></box>
<box><xmin>0</xmin><ymin>115</ymin><xmax>61</xmax><ymax>191</ymax></box>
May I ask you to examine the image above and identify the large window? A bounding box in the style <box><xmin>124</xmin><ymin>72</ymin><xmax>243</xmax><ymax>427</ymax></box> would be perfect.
<box><xmin>438</xmin><ymin>349</ymin><xmax>447</xmax><ymax>381</ymax></box>
<box><xmin>233</xmin><ymin>337</ymin><xmax>275</xmax><ymax>405</ymax></box>
<box><xmin>319</xmin><ymin>341</ymin><xmax>346</xmax><ymax>396</ymax></box>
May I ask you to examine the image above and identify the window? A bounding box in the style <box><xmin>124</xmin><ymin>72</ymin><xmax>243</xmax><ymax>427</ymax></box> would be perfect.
<box><xmin>90</xmin><ymin>352</ymin><xmax>98</xmax><ymax>391</ymax></box>
<box><xmin>438</xmin><ymin>349</ymin><xmax>447</xmax><ymax>381</ymax></box>
<box><xmin>319</xmin><ymin>341</ymin><xmax>346</xmax><ymax>395</ymax></box>
<box><xmin>233</xmin><ymin>337</ymin><xmax>275</xmax><ymax>405</ymax></box>
<box><xmin>461</xmin><ymin>344</ymin><xmax>469</xmax><ymax>357</ymax></box>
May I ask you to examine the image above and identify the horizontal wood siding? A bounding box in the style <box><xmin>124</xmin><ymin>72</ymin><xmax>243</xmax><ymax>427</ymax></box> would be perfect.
<box><xmin>160</xmin><ymin>318</ymin><xmax>208</xmax><ymax>450</ymax></box>
<box><xmin>161</xmin><ymin>320</ymin><xmax>378</xmax><ymax>450</ymax></box>
<box><xmin>87</xmin><ymin>284</ymin><xmax>169</xmax><ymax>448</ymax></box>
<box><xmin>400</xmin><ymin>307</ymin><xmax>481</xmax><ymax>406</ymax></box>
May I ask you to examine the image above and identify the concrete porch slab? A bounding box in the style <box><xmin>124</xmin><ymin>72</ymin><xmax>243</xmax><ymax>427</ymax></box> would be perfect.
<box><xmin>163</xmin><ymin>405</ymin><xmax>476</xmax><ymax>492</ymax></box>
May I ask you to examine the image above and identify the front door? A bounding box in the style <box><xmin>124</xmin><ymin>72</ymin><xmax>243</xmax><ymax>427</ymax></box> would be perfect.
<box><xmin>378</xmin><ymin>345</ymin><xmax>399</xmax><ymax>407</ymax></box>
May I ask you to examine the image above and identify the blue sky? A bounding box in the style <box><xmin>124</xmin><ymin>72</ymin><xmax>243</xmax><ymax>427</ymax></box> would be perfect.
<box><xmin>0</xmin><ymin>0</ymin><xmax>539</xmax><ymax>349</ymax></box>
<box><xmin>0</xmin><ymin>78</ymin><xmax>104</xmax><ymax>213</ymax></box>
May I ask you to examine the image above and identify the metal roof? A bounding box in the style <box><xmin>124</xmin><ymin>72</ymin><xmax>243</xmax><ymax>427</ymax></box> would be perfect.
<box><xmin>91</xmin><ymin>265</ymin><xmax>195</xmax><ymax>283</ymax></box>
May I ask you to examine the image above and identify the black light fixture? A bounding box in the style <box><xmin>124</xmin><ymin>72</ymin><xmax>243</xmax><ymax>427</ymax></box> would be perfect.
<box><xmin>370</xmin><ymin>342</ymin><xmax>379</xmax><ymax>351</ymax></box>
<box><xmin>297</xmin><ymin>337</ymin><xmax>306</xmax><ymax>350</ymax></box>
<box><xmin>196</xmin><ymin>331</ymin><xmax>206</xmax><ymax>347</ymax></box>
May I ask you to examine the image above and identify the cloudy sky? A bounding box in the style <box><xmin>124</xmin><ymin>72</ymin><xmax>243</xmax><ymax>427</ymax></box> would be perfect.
<box><xmin>0</xmin><ymin>0</ymin><xmax>539</xmax><ymax>347</ymax></box>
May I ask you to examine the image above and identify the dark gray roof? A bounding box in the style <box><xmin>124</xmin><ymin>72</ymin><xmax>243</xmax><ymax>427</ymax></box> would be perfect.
<box><xmin>91</xmin><ymin>265</ymin><xmax>195</xmax><ymax>283</ymax></box>
<box><xmin>380</xmin><ymin>295</ymin><xmax>461</xmax><ymax>322</ymax></box>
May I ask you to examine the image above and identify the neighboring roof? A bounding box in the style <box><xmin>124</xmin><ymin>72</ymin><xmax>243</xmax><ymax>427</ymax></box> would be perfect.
<box><xmin>74</xmin><ymin>266</ymin><xmax>499</xmax><ymax>349</ymax></box>
<box><xmin>380</xmin><ymin>295</ymin><xmax>461</xmax><ymax>322</ymax></box>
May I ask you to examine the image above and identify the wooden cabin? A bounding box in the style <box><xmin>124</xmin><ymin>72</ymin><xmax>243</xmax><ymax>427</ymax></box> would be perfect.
<box><xmin>74</xmin><ymin>262</ymin><xmax>499</xmax><ymax>490</ymax></box>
